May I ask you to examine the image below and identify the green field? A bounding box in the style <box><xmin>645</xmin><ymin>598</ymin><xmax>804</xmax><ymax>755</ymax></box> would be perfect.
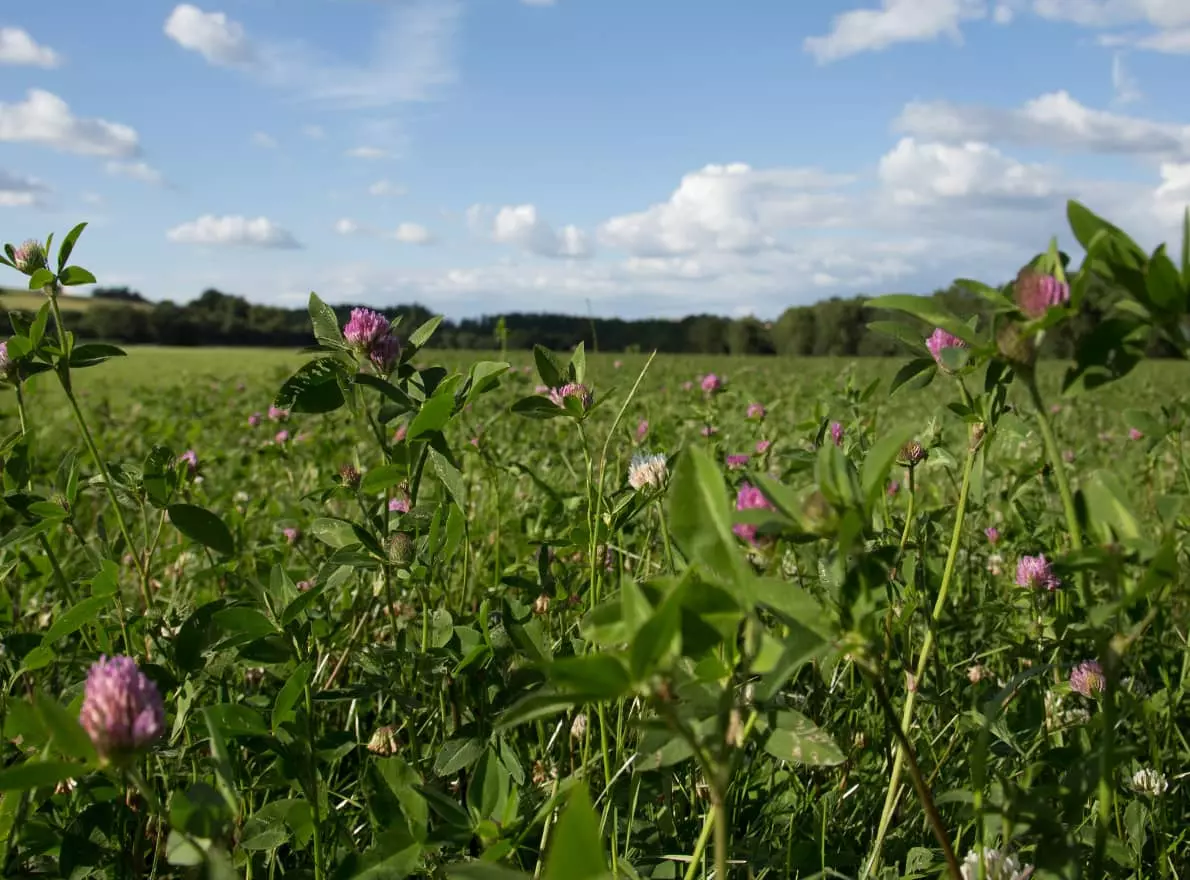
<box><xmin>0</xmin><ymin>287</ymin><xmax>150</xmax><ymax>314</ymax></box>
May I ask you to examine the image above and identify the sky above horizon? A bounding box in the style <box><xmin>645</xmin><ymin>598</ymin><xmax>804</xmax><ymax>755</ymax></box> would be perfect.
<box><xmin>2</xmin><ymin>0</ymin><xmax>1190</xmax><ymax>320</ymax></box>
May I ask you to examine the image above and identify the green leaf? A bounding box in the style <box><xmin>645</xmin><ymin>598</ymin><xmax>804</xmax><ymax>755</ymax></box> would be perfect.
<box><xmin>332</xmin><ymin>825</ymin><xmax>421</xmax><ymax>880</ymax></box>
<box><xmin>69</xmin><ymin>343</ymin><xmax>127</xmax><ymax>368</ymax></box>
<box><xmin>511</xmin><ymin>395</ymin><xmax>567</xmax><ymax>420</ymax></box>
<box><xmin>864</xmin><ymin>294</ymin><xmax>980</xmax><ymax>345</ymax></box>
<box><xmin>272</xmin><ymin>660</ymin><xmax>312</xmax><ymax>731</ymax></box>
<box><xmin>203</xmin><ymin>704</ymin><xmax>268</xmax><ymax>737</ymax></box>
<box><xmin>408</xmin><ymin>315</ymin><xmax>444</xmax><ymax>349</ymax></box>
<box><xmin>465</xmin><ymin>361</ymin><xmax>510</xmax><ymax>403</ymax></box>
<box><xmin>0</xmin><ymin>760</ymin><xmax>80</xmax><ymax>791</ymax></box>
<box><xmin>408</xmin><ymin>392</ymin><xmax>456</xmax><ymax>440</ymax></box>
<box><xmin>201</xmin><ymin>707</ymin><xmax>240</xmax><ymax>815</ymax></box>
<box><xmin>168</xmin><ymin>504</ymin><xmax>235</xmax><ymax>556</ymax></box>
<box><xmin>860</xmin><ymin>424</ymin><xmax>916</xmax><ymax>508</ymax></box>
<box><xmin>274</xmin><ymin>356</ymin><xmax>348</xmax><ymax>414</ymax></box>
<box><xmin>763</xmin><ymin>710</ymin><xmax>844</xmax><ymax>767</ymax></box>
<box><xmin>434</xmin><ymin>738</ymin><xmax>485</xmax><ymax>776</ymax></box>
<box><xmin>1181</xmin><ymin>206</ymin><xmax>1190</xmax><ymax>288</ymax></box>
<box><xmin>569</xmin><ymin>341</ymin><xmax>586</xmax><ymax>384</ymax></box>
<box><xmin>143</xmin><ymin>444</ymin><xmax>177</xmax><ymax>508</ymax></box>
<box><xmin>34</xmin><ymin>694</ymin><xmax>97</xmax><ymax>763</ymax></box>
<box><xmin>667</xmin><ymin>446</ymin><xmax>747</xmax><ymax>585</ymax></box>
<box><xmin>543</xmin><ymin>785</ymin><xmax>609</xmax><ymax>880</ymax></box>
<box><xmin>533</xmin><ymin>345</ymin><xmax>566</xmax><ymax>388</ymax></box>
<box><xmin>890</xmin><ymin>358</ymin><xmax>936</xmax><ymax>396</ymax></box>
<box><xmin>496</xmin><ymin>691</ymin><xmax>589</xmax><ymax>730</ymax></box>
<box><xmin>1082</xmin><ymin>470</ymin><xmax>1142</xmax><ymax>545</ymax></box>
<box><xmin>27</xmin><ymin>268</ymin><xmax>55</xmax><ymax>290</ymax></box>
<box><xmin>629</xmin><ymin>577</ymin><xmax>690</xmax><ymax>680</ymax></box>
<box><xmin>211</xmin><ymin>607</ymin><xmax>278</xmax><ymax>641</ymax></box>
<box><xmin>57</xmin><ymin>222</ymin><xmax>87</xmax><ymax>273</ymax></box>
<box><xmin>58</xmin><ymin>266</ymin><xmax>96</xmax><ymax>287</ymax></box>
<box><xmin>309</xmin><ymin>292</ymin><xmax>345</xmax><ymax>347</ymax></box>
<box><xmin>1145</xmin><ymin>245</ymin><xmax>1184</xmax><ymax>313</ymax></box>
<box><xmin>311</xmin><ymin>517</ymin><xmax>361</xmax><ymax>549</ymax></box>
<box><xmin>546</xmin><ymin>655</ymin><xmax>631</xmax><ymax>699</ymax></box>
<box><xmin>360</xmin><ymin>464</ymin><xmax>406</xmax><ymax>495</ymax></box>
<box><xmin>43</xmin><ymin>594</ymin><xmax>114</xmax><ymax>643</ymax></box>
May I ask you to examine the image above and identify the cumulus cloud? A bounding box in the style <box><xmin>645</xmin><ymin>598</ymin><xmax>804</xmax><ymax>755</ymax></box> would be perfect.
<box><xmin>167</xmin><ymin>215</ymin><xmax>301</xmax><ymax>248</ymax></box>
<box><xmin>598</xmin><ymin>163</ymin><xmax>855</xmax><ymax>257</ymax></box>
<box><xmin>0</xmin><ymin>90</ymin><xmax>139</xmax><ymax>157</ymax></box>
<box><xmin>896</xmin><ymin>90</ymin><xmax>1190</xmax><ymax>158</ymax></box>
<box><xmin>346</xmin><ymin>146</ymin><xmax>395</xmax><ymax>160</ymax></box>
<box><xmin>163</xmin><ymin>0</ymin><xmax>460</xmax><ymax>109</ymax></box>
<box><xmin>0</xmin><ymin>169</ymin><xmax>49</xmax><ymax>206</ymax></box>
<box><xmin>393</xmin><ymin>222</ymin><xmax>433</xmax><ymax>244</ymax></box>
<box><xmin>475</xmin><ymin>204</ymin><xmax>592</xmax><ymax>258</ymax></box>
<box><xmin>1032</xmin><ymin>0</ymin><xmax>1190</xmax><ymax>29</ymax></box>
<box><xmin>335</xmin><ymin>217</ymin><xmax>434</xmax><ymax>244</ymax></box>
<box><xmin>878</xmin><ymin>137</ymin><xmax>1056</xmax><ymax>205</ymax></box>
<box><xmin>804</xmin><ymin>0</ymin><xmax>985</xmax><ymax>63</ymax></box>
<box><xmin>105</xmin><ymin>161</ymin><xmax>166</xmax><ymax>186</ymax></box>
<box><xmin>0</xmin><ymin>27</ymin><xmax>60</xmax><ymax>67</ymax></box>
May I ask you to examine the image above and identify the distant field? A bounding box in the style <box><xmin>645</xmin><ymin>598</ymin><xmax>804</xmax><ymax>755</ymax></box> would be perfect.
<box><xmin>0</xmin><ymin>288</ymin><xmax>151</xmax><ymax>313</ymax></box>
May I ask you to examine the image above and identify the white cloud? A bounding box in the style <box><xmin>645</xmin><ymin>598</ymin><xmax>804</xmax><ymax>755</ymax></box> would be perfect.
<box><xmin>598</xmin><ymin>163</ymin><xmax>855</xmax><ymax>257</ymax></box>
<box><xmin>164</xmin><ymin>4</ymin><xmax>254</xmax><ymax>66</ymax></box>
<box><xmin>346</xmin><ymin>146</ymin><xmax>395</xmax><ymax>160</ymax></box>
<box><xmin>163</xmin><ymin>0</ymin><xmax>460</xmax><ymax>109</ymax></box>
<box><xmin>877</xmin><ymin>137</ymin><xmax>1056</xmax><ymax>205</ymax></box>
<box><xmin>1110</xmin><ymin>52</ymin><xmax>1142</xmax><ymax>103</ymax></box>
<box><xmin>804</xmin><ymin>0</ymin><xmax>985</xmax><ymax>63</ymax></box>
<box><xmin>335</xmin><ymin>218</ymin><xmax>362</xmax><ymax>235</ymax></box>
<box><xmin>368</xmin><ymin>179</ymin><xmax>406</xmax><ymax>197</ymax></box>
<box><xmin>167</xmin><ymin>215</ymin><xmax>300</xmax><ymax>248</ymax></box>
<box><xmin>993</xmin><ymin>4</ymin><xmax>1016</xmax><ymax>23</ymax></box>
<box><xmin>1154</xmin><ymin>162</ymin><xmax>1190</xmax><ymax>225</ymax></box>
<box><xmin>251</xmin><ymin>131</ymin><xmax>278</xmax><ymax>149</ymax></box>
<box><xmin>479</xmin><ymin>204</ymin><xmax>592</xmax><ymax>258</ymax></box>
<box><xmin>0</xmin><ymin>89</ymin><xmax>139</xmax><ymax>157</ymax></box>
<box><xmin>105</xmin><ymin>161</ymin><xmax>166</xmax><ymax>186</ymax></box>
<box><xmin>392</xmin><ymin>222</ymin><xmax>433</xmax><ymax>244</ymax></box>
<box><xmin>1102</xmin><ymin>27</ymin><xmax>1190</xmax><ymax>52</ymax></box>
<box><xmin>303</xmin><ymin>124</ymin><xmax>325</xmax><ymax>139</ymax></box>
<box><xmin>896</xmin><ymin>90</ymin><xmax>1190</xmax><ymax>158</ymax></box>
<box><xmin>1032</xmin><ymin>0</ymin><xmax>1190</xmax><ymax>29</ymax></box>
<box><xmin>0</xmin><ymin>169</ymin><xmax>48</xmax><ymax>206</ymax></box>
<box><xmin>0</xmin><ymin>27</ymin><xmax>60</xmax><ymax>67</ymax></box>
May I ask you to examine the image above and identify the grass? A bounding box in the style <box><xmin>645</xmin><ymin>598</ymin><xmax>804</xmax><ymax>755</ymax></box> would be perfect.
<box><xmin>0</xmin><ymin>287</ymin><xmax>154</xmax><ymax>313</ymax></box>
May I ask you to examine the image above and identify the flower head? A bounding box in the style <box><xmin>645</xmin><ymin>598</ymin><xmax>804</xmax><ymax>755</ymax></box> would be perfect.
<box><xmin>369</xmin><ymin>334</ymin><xmax>400</xmax><ymax>373</ymax></box>
<box><xmin>1015</xmin><ymin>269</ymin><xmax>1070</xmax><ymax>319</ymax></box>
<box><xmin>755</xmin><ymin>439</ymin><xmax>772</xmax><ymax>455</ymax></box>
<box><xmin>628</xmin><ymin>452</ymin><xmax>668</xmax><ymax>491</ymax></box>
<box><xmin>926</xmin><ymin>328</ymin><xmax>968</xmax><ymax>371</ymax></box>
<box><xmin>275</xmin><ymin>430</ymin><xmax>290</xmax><ymax>445</ymax></box>
<box><xmin>725</xmin><ymin>454</ymin><xmax>750</xmax><ymax>471</ymax></box>
<box><xmin>180</xmin><ymin>449</ymin><xmax>198</xmax><ymax>476</ymax></box>
<box><xmin>985</xmin><ymin>526</ymin><xmax>1001</xmax><ymax>545</ymax></box>
<box><xmin>700</xmin><ymin>373</ymin><xmax>722</xmax><ymax>394</ymax></box>
<box><xmin>700</xmin><ymin>424</ymin><xmax>718</xmax><ymax>437</ymax></box>
<box><xmin>960</xmin><ymin>847</ymin><xmax>1034</xmax><ymax>880</ymax></box>
<box><xmin>343</xmin><ymin>307</ymin><xmax>391</xmax><ymax>350</ymax></box>
<box><xmin>1130</xmin><ymin>767</ymin><xmax>1169</xmax><ymax>797</ymax></box>
<box><xmin>898</xmin><ymin>440</ymin><xmax>927</xmax><ymax>467</ymax></box>
<box><xmin>1128</xmin><ymin>427</ymin><xmax>1144</xmax><ymax>441</ymax></box>
<box><xmin>268</xmin><ymin>405</ymin><xmax>289</xmax><ymax>422</ymax></box>
<box><xmin>613</xmin><ymin>360</ymin><xmax>623</xmax><ymax>369</ymax></box>
<box><xmin>635</xmin><ymin>419</ymin><xmax>649</xmax><ymax>442</ymax></box>
<box><xmin>1016</xmin><ymin>554</ymin><xmax>1059</xmax><ymax>590</ymax></box>
<box><xmin>283</xmin><ymin>527</ymin><xmax>300</xmax><ymax>544</ymax></box>
<box><xmin>12</xmin><ymin>239</ymin><xmax>47</xmax><ymax>275</ymax></box>
<box><xmin>548</xmin><ymin>383</ymin><xmax>593</xmax><ymax>411</ymax></box>
<box><xmin>681</xmin><ymin>381</ymin><xmax>693</xmax><ymax>392</ymax></box>
<box><xmin>79</xmin><ymin>656</ymin><xmax>165</xmax><ymax>764</ymax></box>
<box><xmin>0</xmin><ymin>340</ymin><xmax>14</xmax><ymax>380</ymax></box>
<box><xmin>389</xmin><ymin>496</ymin><xmax>411</xmax><ymax>514</ymax></box>
<box><xmin>1070</xmin><ymin>659</ymin><xmax>1105</xmax><ymax>698</ymax></box>
<box><xmin>248</xmin><ymin>412</ymin><xmax>262</xmax><ymax>427</ymax></box>
<box><xmin>733</xmin><ymin>482</ymin><xmax>776</xmax><ymax>545</ymax></box>
<box><xmin>747</xmin><ymin>402</ymin><xmax>766</xmax><ymax>420</ymax></box>
<box><xmin>830</xmin><ymin>422</ymin><xmax>844</xmax><ymax>447</ymax></box>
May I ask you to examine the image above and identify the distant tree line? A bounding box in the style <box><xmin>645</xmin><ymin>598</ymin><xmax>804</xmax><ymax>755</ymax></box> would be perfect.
<box><xmin>0</xmin><ymin>279</ymin><xmax>1179</xmax><ymax>358</ymax></box>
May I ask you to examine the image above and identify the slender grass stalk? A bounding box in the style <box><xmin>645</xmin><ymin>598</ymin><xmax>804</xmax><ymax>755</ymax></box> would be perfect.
<box><xmin>864</xmin><ymin>436</ymin><xmax>978</xmax><ymax>877</ymax></box>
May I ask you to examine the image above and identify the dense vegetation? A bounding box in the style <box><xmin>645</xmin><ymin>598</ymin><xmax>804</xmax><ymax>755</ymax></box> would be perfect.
<box><xmin>0</xmin><ymin>202</ymin><xmax>1188</xmax><ymax>880</ymax></box>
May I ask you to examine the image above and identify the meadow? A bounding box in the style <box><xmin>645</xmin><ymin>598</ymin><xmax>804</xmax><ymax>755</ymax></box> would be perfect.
<box><xmin>0</xmin><ymin>211</ymin><xmax>1188</xmax><ymax>880</ymax></box>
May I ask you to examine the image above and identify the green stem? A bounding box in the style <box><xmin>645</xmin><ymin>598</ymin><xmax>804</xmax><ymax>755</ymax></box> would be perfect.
<box><xmin>681</xmin><ymin>801</ymin><xmax>716</xmax><ymax>880</ymax></box>
<box><xmin>303</xmin><ymin>680</ymin><xmax>326</xmax><ymax>880</ymax></box>
<box><xmin>711</xmin><ymin>785</ymin><xmax>729</xmax><ymax>880</ymax></box>
<box><xmin>865</xmin><ymin>437</ymin><xmax>977</xmax><ymax>878</ymax></box>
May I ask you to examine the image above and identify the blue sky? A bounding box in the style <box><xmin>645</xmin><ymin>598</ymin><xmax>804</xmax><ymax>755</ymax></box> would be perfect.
<box><xmin>2</xmin><ymin>0</ymin><xmax>1189</xmax><ymax>319</ymax></box>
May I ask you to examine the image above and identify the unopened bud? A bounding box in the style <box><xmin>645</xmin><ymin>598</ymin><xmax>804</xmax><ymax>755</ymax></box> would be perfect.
<box><xmin>387</xmin><ymin>532</ymin><xmax>414</xmax><ymax>567</ymax></box>
<box><xmin>897</xmin><ymin>440</ymin><xmax>927</xmax><ymax>467</ymax></box>
<box><xmin>996</xmin><ymin>322</ymin><xmax>1036</xmax><ymax>373</ymax></box>
<box><xmin>11</xmin><ymin>239</ymin><xmax>47</xmax><ymax>276</ymax></box>
<box><xmin>339</xmin><ymin>464</ymin><xmax>361</xmax><ymax>489</ymax></box>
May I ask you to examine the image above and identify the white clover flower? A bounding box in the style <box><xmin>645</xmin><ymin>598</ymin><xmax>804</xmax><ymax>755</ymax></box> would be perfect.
<box><xmin>1044</xmin><ymin>689</ymin><xmax>1090</xmax><ymax>730</ymax></box>
<box><xmin>628</xmin><ymin>452</ymin><xmax>668</xmax><ymax>492</ymax></box>
<box><xmin>960</xmin><ymin>847</ymin><xmax>1034</xmax><ymax>880</ymax></box>
<box><xmin>1130</xmin><ymin>767</ymin><xmax>1169</xmax><ymax>797</ymax></box>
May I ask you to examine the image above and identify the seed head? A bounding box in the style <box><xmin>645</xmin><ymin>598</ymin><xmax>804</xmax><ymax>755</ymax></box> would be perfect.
<box><xmin>79</xmin><ymin>656</ymin><xmax>165</xmax><ymax>765</ymax></box>
<box><xmin>995</xmin><ymin>322</ymin><xmax>1036</xmax><ymax>372</ymax></box>
<box><xmin>367</xmin><ymin>725</ymin><xmax>401</xmax><ymax>757</ymax></box>
<box><xmin>897</xmin><ymin>440</ymin><xmax>927</xmax><ymax>467</ymax></box>
<box><xmin>387</xmin><ymin>532</ymin><xmax>415</xmax><ymax>567</ymax></box>
<box><xmin>339</xmin><ymin>464</ymin><xmax>361</xmax><ymax>488</ymax></box>
<box><xmin>0</xmin><ymin>341</ymin><xmax>14</xmax><ymax>380</ymax></box>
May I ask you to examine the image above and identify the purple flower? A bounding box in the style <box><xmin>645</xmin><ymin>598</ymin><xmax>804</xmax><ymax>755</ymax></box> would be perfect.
<box><xmin>268</xmin><ymin>405</ymin><xmax>289</xmax><ymax>422</ymax></box>
<box><xmin>747</xmin><ymin>402</ymin><xmax>767</xmax><ymax>420</ymax></box>
<box><xmin>343</xmin><ymin>307</ymin><xmax>391</xmax><ymax>350</ymax></box>
<box><xmin>755</xmin><ymin>439</ymin><xmax>772</xmax><ymax>455</ymax></box>
<box><xmin>1016</xmin><ymin>554</ymin><xmax>1059</xmax><ymax>591</ymax></box>
<box><xmin>925</xmin><ymin>328</ymin><xmax>967</xmax><ymax>371</ymax></box>
<box><xmin>283</xmin><ymin>527</ymin><xmax>300</xmax><ymax>544</ymax></box>
<box><xmin>248</xmin><ymin>412</ymin><xmax>262</xmax><ymax>427</ymax></box>
<box><xmin>726</xmin><ymin>454</ymin><xmax>750</xmax><ymax>470</ymax></box>
<box><xmin>275</xmin><ymin>430</ymin><xmax>290</xmax><ymax>445</ymax></box>
<box><xmin>830</xmin><ymin>422</ymin><xmax>844</xmax><ymax>447</ymax></box>
<box><xmin>985</xmin><ymin>526</ymin><xmax>1001</xmax><ymax>545</ymax></box>
<box><xmin>393</xmin><ymin>423</ymin><xmax>408</xmax><ymax>443</ymax></box>
<box><xmin>389</xmin><ymin>496</ymin><xmax>410</xmax><ymax>514</ymax></box>
<box><xmin>1070</xmin><ymin>660</ymin><xmax>1105</xmax><ymax>698</ymax></box>
<box><xmin>1015</xmin><ymin>270</ymin><xmax>1070</xmax><ymax>319</ymax></box>
<box><xmin>548</xmin><ymin>383</ymin><xmax>593</xmax><ymax>411</ymax></box>
<box><xmin>636</xmin><ymin>419</ymin><xmax>649</xmax><ymax>442</ymax></box>
<box><xmin>79</xmin><ymin>656</ymin><xmax>165</xmax><ymax>764</ymax></box>
<box><xmin>180</xmin><ymin>449</ymin><xmax>198</xmax><ymax>476</ymax></box>
<box><xmin>887</xmin><ymin>480</ymin><xmax>899</xmax><ymax>496</ymax></box>
<box><xmin>369</xmin><ymin>334</ymin><xmax>400</xmax><ymax>373</ymax></box>
<box><xmin>0</xmin><ymin>340</ymin><xmax>14</xmax><ymax>379</ymax></box>
<box><xmin>733</xmin><ymin>482</ymin><xmax>775</xmax><ymax>546</ymax></box>
<box><xmin>1128</xmin><ymin>427</ymin><xmax>1144</xmax><ymax>441</ymax></box>
<box><xmin>296</xmin><ymin>580</ymin><xmax>312</xmax><ymax>592</ymax></box>
<box><xmin>701</xmin><ymin>374</ymin><xmax>723</xmax><ymax>394</ymax></box>
<box><xmin>701</xmin><ymin>425</ymin><xmax>718</xmax><ymax>437</ymax></box>
<box><xmin>12</xmin><ymin>239</ymin><xmax>47</xmax><ymax>275</ymax></box>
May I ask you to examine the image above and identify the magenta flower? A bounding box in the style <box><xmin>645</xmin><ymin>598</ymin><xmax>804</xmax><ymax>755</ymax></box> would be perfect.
<box><xmin>534</xmin><ymin>384</ymin><xmax>550</xmax><ymax>395</ymax></box>
<box><xmin>79</xmin><ymin>656</ymin><xmax>165</xmax><ymax>764</ymax></box>
<box><xmin>636</xmin><ymin>419</ymin><xmax>649</xmax><ymax>443</ymax></box>
<box><xmin>275</xmin><ymin>430</ymin><xmax>290</xmax><ymax>445</ymax></box>
<box><xmin>393</xmin><ymin>423</ymin><xmax>408</xmax><ymax>443</ymax></box>
<box><xmin>369</xmin><ymin>335</ymin><xmax>400</xmax><ymax>373</ymax></box>
<box><xmin>701</xmin><ymin>425</ymin><xmax>718</xmax><ymax>437</ymax></box>
<box><xmin>887</xmin><ymin>480</ymin><xmax>899</xmax><ymax>496</ymax></box>
<box><xmin>985</xmin><ymin>526</ymin><xmax>1001</xmax><ymax>545</ymax></box>
<box><xmin>469</xmin><ymin>435</ymin><xmax>480</xmax><ymax>448</ymax></box>
<box><xmin>12</xmin><ymin>239</ymin><xmax>47</xmax><ymax>275</ymax></box>
<box><xmin>925</xmin><ymin>328</ymin><xmax>967</xmax><ymax>371</ymax></box>
<box><xmin>283</xmin><ymin>527</ymin><xmax>300</xmax><ymax>544</ymax></box>
<box><xmin>830</xmin><ymin>422</ymin><xmax>844</xmax><ymax>447</ymax></box>
<box><xmin>1016</xmin><ymin>554</ymin><xmax>1059</xmax><ymax>590</ymax></box>
<box><xmin>0</xmin><ymin>341</ymin><xmax>13</xmax><ymax>379</ymax></box>
<box><xmin>726</xmin><ymin>454</ymin><xmax>750</xmax><ymax>470</ymax></box>
<box><xmin>343</xmin><ymin>307</ymin><xmax>391</xmax><ymax>350</ymax></box>
<box><xmin>1128</xmin><ymin>427</ymin><xmax>1144</xmax><ymax>441</ymax></box>
<box><xmin>733</xmin><ymin>482</ymin><xmax>776</xmax><ymax>545</ymax></box>
<box><xmin>296</xmin><ymin>580</ymin><xmax>312</xmax><ymax>592</ymax></box>
<box><xmin>268</xmin><ymin>405</ymin><xmax>289</xmax><ymax>422</ymax></box>
<box><xmin>180</xmin><ymin>449</ymin><xmax>198</xmax><ymax>476</ymax></box>
<box><xmin>548</xmin><ymin>383</ymin><xmax>593</xmax><ymax>411</ymax></box>
<box><xmin>1070</xmin><ymin>660</ymin><xmax>1105</xmax><ymax>698</ymax></box>
<box><xmin>701</xmin><ymin>374</ymin><xmax>723</xmax><ymax>394</ymax></box>
<box><xmin>755</xmin><ymin>439</ymin><xmax>772</xmax><ymax>455</ymax></box>
<box><xmin>1015</xmin><ymin>270</ymin><xmax>1070</xmax><ymax>318</ymax></box>
<box><xmin>747</xmin><ymin>402</ymin><xmax>766</xmax><ymax>420</ymax></box>
<box><xmin>389</xmin><ymin>496</ymin><xmax>410</xmax><ymax>514</ymax></box>
<box><xmin>248</xmin><ymin>412</ymin><xmax>262</xmax><ymax>427</ymax></box>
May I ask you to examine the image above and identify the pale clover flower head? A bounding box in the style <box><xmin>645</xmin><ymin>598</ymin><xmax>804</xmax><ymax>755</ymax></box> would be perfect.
<box><xmin>1130</xmin><ymin>766</ymin><xmax>1169</xmax><ymax>798</ymax></box>
<box><xmin>960</xmin><ymin>847</ymin><xmax>1034</xmax><ymax>880</ymax></box>
<box><xmin>628</xmin><ymin>452</ymin><xmax>668</xmax><ymax>492</ymax></box>
<box><xmin>926</xmin><ymin>328</ymin><xmax>967</xmax><ymax>371</ymax></box>
<box><xmin>1069</xmin><ymin>659</ymin><xmax>1105</xmax><ymax>698</ymax></box>
<box><xmin>0</xmin><ymin>341</ymin><xmax>14</xmax><ymax>380</ymax></box>
<box><xmin>548</xmin><ymin>383</ymin><xmax>593</xmax><ymax>411</ymax></box>
<box><xmin>11</xmin><ymin>239</ymin><xmax>47</xmax><ymax>275</ymax></box>
<box><xmin>79</xmin><ymin>655</ymin><xmax>166</xmax><ymax>765</ymax></box>
<box><xmin>1016</xmin><ymin>554</ymin><xmax>1059</xmax><ymax>591</ymax></box>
